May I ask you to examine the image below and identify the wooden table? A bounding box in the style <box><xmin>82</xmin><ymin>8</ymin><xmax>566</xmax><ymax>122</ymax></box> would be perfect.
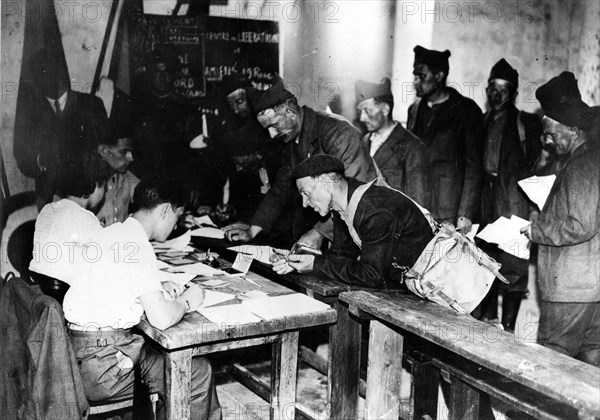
<box><xmin>137</xmin><ymin>270</ymin><xmax>337</xmax><ymax>420</ymax></box>
<box><xmin>338</xmin><ymin>290</ymin><xmax>600</xmax><ymax>420</ymax></box>
<box><xmin>191</xmin><ymin>236</ymin><xmax>367</xmax><ymax>419</ymax></box>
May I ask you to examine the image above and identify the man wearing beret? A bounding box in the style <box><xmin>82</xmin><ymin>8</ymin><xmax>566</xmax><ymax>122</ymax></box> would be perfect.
<box><xmin>407</xmin><ymin>45</ymin><xmax>484</xmax><ymax>234</ymax></box>
<box><xmin>223</xmin><ymin>78</ymin><xmax>376</xmax><ymax>248</ymax></box>
<box><xmin>476</xmin><ymin>59</ymin><xmax>543</xmax><ymax>332</ymax></box>
<box><xmin>355</xmin><ymin>77</ymin><xmax>431</xmax><ymax>208</ymax></box>
<box><xmin>271</xmin><ymin>155</ymin><xmax>433</xmax><ymax>288</ymax></box>
<box><xmin>521</xmin><ymin>71</ymin><xmax>600</xmax><ymax>366</ymax></box>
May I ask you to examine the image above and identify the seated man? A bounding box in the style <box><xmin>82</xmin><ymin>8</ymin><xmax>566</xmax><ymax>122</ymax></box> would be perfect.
<box><xmin>29</xmin><ymin>150</ymin><xmax>112</xmax><ymax>287</ymax></box>
<box><xmin>95</xmin><ymin>125</ymin><xmax>140</xmax><ymax>226</ymax></box>
<box><xmin>273</xmin><ymin>155</ymin><xmax>434</xmax><ymax>289</ymax></box>
<box><xmin>63</xmin><ymin>179</ymin><xmax>222</xmax><ymax>419</ymax></box>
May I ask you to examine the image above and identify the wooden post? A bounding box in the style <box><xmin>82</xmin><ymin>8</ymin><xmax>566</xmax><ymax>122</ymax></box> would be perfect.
<box><xmin>364</xmin><ymin>320</ymin><xmax>403</xmax><ymax>419</ymax></box>
<box><xmin>444</xmin><ymin>372</ymin><xmax>481</xmax><ymax>420</ymax></box>
<box><xmin>271</xmin><ymin>331</ymin><xmax>299</xmax><ymax>420</ymax></box>
<box><xmin>165</xmin><ymin>349</ymin><xmax>193</xmax><ymax>420</ymax></box>
<box><xmin>328</xmin><ymin>301</ymin><xmax>362</xmax><ymax>419</ymax></box>
<box><xmin>408</xmin><ymin>351</ymin><xmax>439</xmax><ymax>420</ymax></box>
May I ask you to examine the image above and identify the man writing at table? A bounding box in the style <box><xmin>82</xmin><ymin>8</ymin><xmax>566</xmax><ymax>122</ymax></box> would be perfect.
<box><xmin>63</xmin><ymin>179</ymin><xmax>222</xmax><ymax>419</ymax></box>
<box><xmin>223</xmin><ymin>77</ymin><xmax>376</xmax><ymax>249</ymax></box>
<box><xmin>272</xmin><ymin>155</ymin><xmax>433</xmax><ymax>289</ymax></box>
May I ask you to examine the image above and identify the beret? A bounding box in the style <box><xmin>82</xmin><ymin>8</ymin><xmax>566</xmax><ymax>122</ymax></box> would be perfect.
<box><xmin>291</xmin><ymin>154</ymin><xmax>345</xmax><ymax>180</ymax></box>
<box><xmin>489</xmin><ymin>58</ymin><xmax>519</xmax><ymax>88</ymax></box>
<box><xmin>222</xmin><ymin>75</ymin><xmax>251</xmax><ymax>96</ymax></box>
<box><xmin>536</xmin><ymin>71</ymin><xmax>594</xmax><ymax>130</ymax></box>
<box><xmin>355</xmin><ymin>77</ymin><xmax>393</xmax><ymax>105</ymax></box>
<box><xmin>413</xmin><ymin>45</ymin><xmax>451</xmax><ymax>74</ymax></box>
<box><xmin>250</xmin><ymin>74</ymin><xmax>295</xmax><ymax>114</ymax></box>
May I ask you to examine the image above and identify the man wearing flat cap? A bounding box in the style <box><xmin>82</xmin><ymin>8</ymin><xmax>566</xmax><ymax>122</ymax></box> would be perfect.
<box><xmin>475</xmin><ymin>59</ymin><xmax>543</xmax><ymax>332</ymax></box>
<box><xmin>355</xmin><ymin>78</ymin><xmax>430</xmax><ymax>208</ymax></box>
<box><xmin>407</xmin><ymin>45</ymin><xmax>484</xmax><ymax>234</ymax></box>
<box><xmin>521</xmin><ymin>71</ymin><xmax>600</xmax><ymax>366</ymax></box>
<box><xmin>223</xmin><ymin>77</ymin><xmax>376</xmax><ymax>248</ymax></box>
<box><xmin>271</xmin><ymin>155</ymin><xmax>433</xmax><ymax>288</ymax></box>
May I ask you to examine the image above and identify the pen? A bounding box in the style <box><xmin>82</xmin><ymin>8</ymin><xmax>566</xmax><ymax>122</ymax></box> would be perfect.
<box><xmin>242</xmin><ymin>277</ymin><xmax>261</xmax><ymax>288</ymax></box>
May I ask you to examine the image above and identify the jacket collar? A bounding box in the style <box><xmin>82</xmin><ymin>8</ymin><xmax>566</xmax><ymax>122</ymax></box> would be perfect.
<box><xmin>298</xmin><ymin>106</ymin><xmax>320</xmax><ymax>153</ymax></box>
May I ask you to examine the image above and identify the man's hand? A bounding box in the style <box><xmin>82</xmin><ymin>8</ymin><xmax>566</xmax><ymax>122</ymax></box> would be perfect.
<box><xmin>456</xmin><ymin>217</ymin><xmax>473</xmax><ymax>234</ymax></box>
<box><xmin>287</xmin><ymin>254</ymin><xmax>315</xmax><ymax>274</ymax></box>
<box><xmin>297</xmin><ymin>228</ymin><xmax>325</xmax><ymax>249</ymax></box>
<box><xmin>162</xmin><ymin>281</ymin><xmax>183</xmax><ymax>300</ymax></box>
<box><xmin>271</xmin><ymin>248</ymin><xmax>294</xmax><ymax>275</ymax></box>
<box><xmin>520</xmin><ymin>224</ymin><xmax>532</xmax><ymax>240</ymax></box>
<box><xmin>223</xmin><ymin>224</ymin><xmax>262</xmax><ymax>242</ymax></box>
<box><xmin>179</xmin><ymin>211</ymin><xmax>197</xmax><ymax>230</ymax></box>
<box><xmin>179</xmin><ymin>284</ymin><xmax>206</xmax><ymax>312</ymax></box>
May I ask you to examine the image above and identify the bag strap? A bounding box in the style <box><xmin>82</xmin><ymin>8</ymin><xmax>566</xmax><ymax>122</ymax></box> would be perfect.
<box><xmin>344</xmin><ymin>180</ymin><xmax>375</xmax><ymax>249</ymax></box>
<box><xmin>405</xmin><ymin>266</ymin><xmax>469</xmax><ymax>314</ymax></box>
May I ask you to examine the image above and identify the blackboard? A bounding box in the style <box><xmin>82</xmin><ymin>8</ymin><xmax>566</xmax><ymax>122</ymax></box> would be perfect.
<box><xmin>126</xmin><ymin>5</ymin><xmax>279</xmax><ymax>118</ymax></box>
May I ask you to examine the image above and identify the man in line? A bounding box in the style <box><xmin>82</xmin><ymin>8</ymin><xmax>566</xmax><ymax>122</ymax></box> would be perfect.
<box><xmin>95</xmin><ymin>126</ymin><xmax>140</xmax><ymax>226</ymax></box>
<box><xmin>63</xmin><ymin>179</ymin><xmax>222</xmax><ymax>418</ymax></box>
<box><xmin>272</xmin><ymin>155</ymin><xmax>433</xmax><ymax>289</ymax></box>
<box><xmin>224</xmin><ymin>78</ymin><xmax>376</xmax><ymax>248</ymax></box>
<box><xmin>407</xmin><ymin>46</ymin><xmax>484</xmax><ymax>233</ymax></box>
<box><xmin>476</xmin><ymin>59</ymin><xmax>543</xmax><ymax>332</ymax></box>
<box><xmin>355</xmin><ymin>77</ymin><xmax>430</xmax><ymax>208</ymax></box>
<box><xmin>521</xmin><ymin>71</ymin><xmax>599</xmax><ymax>366</ymax></box>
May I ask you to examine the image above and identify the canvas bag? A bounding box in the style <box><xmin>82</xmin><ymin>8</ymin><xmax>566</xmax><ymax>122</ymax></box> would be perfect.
<box><xmin>346</xmin><ymin>170</ymin><xmax>506</xmax><ymax>314</ymax></box>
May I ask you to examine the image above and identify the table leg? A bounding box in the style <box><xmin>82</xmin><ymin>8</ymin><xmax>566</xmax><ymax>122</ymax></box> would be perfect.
<box><xmin>328</xmin><ymin>301</ymin><xmax>361</xmax><ymax>419</ymax></box>
<box><xmin>165</xmin><ymin>348</ymin><xmax>193</xmax><ymax>420</ymax></box>
<box><xmin>364</xmin><ymin>320</ymin><xmax>403</xmax><ymax>419</ymax></box>
<box><xmin>271</xmin><ymin>331</ymin><xmax>299</xmax><ymax>420</ymax></box>
<box><xmin>445</xmin><ymin>376</ymin><xmax>480</xmax><ymax>420</ymax></box>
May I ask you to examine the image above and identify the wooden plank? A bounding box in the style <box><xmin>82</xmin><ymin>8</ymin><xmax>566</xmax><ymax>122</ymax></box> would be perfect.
<box><xmin>165</xmin><ymin>349</ymin><xmax>192</xmax><ymax>420</ymax></box>
<box><xmin>299</xmin><ymin>345</ymin><xmax>328</xmax><ymax>375</ymax></box>
<box><xmin>271</xmin><ymin>331</ymin><xmax>300</xmax><ymax>420</ymax></box>
<box><xmin>365</xmin><ymin>320</ymin><xmax>403</xmax><ymax>419</ymax></box>
<box><xmin>328</xmin><ymin>301</ymin><xmax>361</xmax><ymax>419</ymax></box>
<box><xmin>444</xmin><ymin>373</ymin><xmax>481</xmax><ymax>420</ymax></box>
<box><xmin>338</xmin><ymin>291</ymin><xmax>600</xmax><ymax>417</ymax></box>
<box><xmin>406</xmin><ymin>352</ymin><xmax>439</xmax><ymax>420</ymax></box>
<box><xmin>192</xmin><ymin>336</ymin><xmax>278</xmax><ymax>356</ymax></box>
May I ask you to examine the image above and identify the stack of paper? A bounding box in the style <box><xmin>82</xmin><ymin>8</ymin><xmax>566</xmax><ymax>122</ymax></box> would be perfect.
<box><xmin>518</xmin><ymin>175</ymin><xmax>556</xmax><ymax>210</ymax></box>
<box><xmin>153</xmin><ymin>230</ymin><xmax>192</xmax><ymax>252</ymax></box>
<box><xmin>199</xmin><ymin>290</ymin><xmax>236</xmax><ymax>308</ymax></box>
<box><xmin>156</xmin><ymin>270</ymin><xmax>197</xmax><ymax>285</ymax></box>
<box><xmin>190</xmin><ymin>227</ymin><xmax>225</xmax><ymax>239</ymax></box>
<box><xmin>175</xmin><ymin>262</ymin><xmax>226</xmax><ymax>276</ymax></box>
<box><xmin>476</xmin><ymin>216</ymin><xmax>531</xmax><ymax>260</ymax></box>
<box><xmin>227</xmin><ymin>245</ymin><xmax>275</xmax><ymax>265</ymax></box>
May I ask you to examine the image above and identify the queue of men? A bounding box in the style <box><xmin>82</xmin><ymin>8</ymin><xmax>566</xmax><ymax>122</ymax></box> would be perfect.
<box><xmin>13</xmin><ymin>42</ymin><xmax>600</xmax><ymax>416</ymax></box>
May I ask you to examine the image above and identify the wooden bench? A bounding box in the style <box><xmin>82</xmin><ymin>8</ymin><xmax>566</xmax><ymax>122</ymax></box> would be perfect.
<box><xmin>338</xmin><ymin>290</ymin><xmax>600</xmax><ymax>420</ymax></box>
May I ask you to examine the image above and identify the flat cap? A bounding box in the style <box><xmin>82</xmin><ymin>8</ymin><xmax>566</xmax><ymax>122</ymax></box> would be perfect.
<box><xmin>222</xmin><ymin>74</ymin><xmax>251</xmax><ymax>96</ymax></box>
<box><xmin>536</xmin><ymin>71</ymin><xmax>594</xmax><ymax>130</ymax></box>
<box><xmin>355</xmin><ymin>77</ymin><xmax>393</xmax><ymax>105</ymax></box>
<box><xmin>291</xmin><ymin>154</ymin><xmax>345</xmax><ymax>180</ymax></box>
<box><xmin>489</xmin><ymin>58</ymin><xmax>519</xmax><ymax>88</ymax></box>
<box><xmin>414</xmin><ymin>45</ymin><xmax>451</xmax><ymax>74</ymax></box>
<box><xmin>250</xmin><ymin>74</ymin><xmax>295</xmax><ymax>114</ymax></box>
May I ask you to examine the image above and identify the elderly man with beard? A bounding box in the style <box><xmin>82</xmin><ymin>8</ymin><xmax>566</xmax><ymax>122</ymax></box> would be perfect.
<box><xmin>475</xmin><ymin>59</ymin><xmax>543</xmax><ymax>332</ymax></box>
<box><xmin>521</xmin><ymin>72</ymin><xmax>600</xmax><ymax>366</ymax></box>
<box><xmin>407</xmin><ymin>46</ymin><xmax>484</xmax><ymax>234</ymax></box>
<box><xmin>223</xmin><ymin>79</ymin><xmax>376</xmax><ymax>248</ymax></box>
<box><xmin>355</xmin><ymin>77</ymin><xmax>430</xmax><ymax>208</ymax></box>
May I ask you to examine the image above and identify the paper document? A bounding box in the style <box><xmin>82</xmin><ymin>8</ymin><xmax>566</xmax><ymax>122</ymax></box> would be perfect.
<box><xmin>199</xmin><ymin>290</ymin><xmax>236</xmax><ymax>308</ymax></box>
<box><xmin>242</xmin><ymin>294</ymin><xmax>330</xmax><ymax>320</ymax></box>
<box><xmin>190</xmin><ymin>227</ymin><xmax>225</xmax><ymax>239</ymax></box>
<box><xmin>518</xmin><ymin>175</ymin><xmax>556</xmax><ymax>210</ymax></box>
<box><xmin>194</xmin><ymin>215</ymin><xmax>217</xmax><ymax>227</ymax></box>
<box><xmin>156</xmin><ymin>270</ymin><xmax>196</xmax><ymax>286</ymax></box>
<box><xmin>476</xmin><ymin>216</ymin><xmax>531</xmax><ymax>260</ymax></box>
<box><xmin>175</xmin><ymin>262</ymin><xmax>226</xmax><ymax>276</ymax></box>
<box><xmin>153</xmin><ymin>230</ymin><xmax>191</xmax><ymax>252</ymax></box>
<box><xmin>227</xmin><ymin>245</ymin><xmax>275</xmax><ymax>265</ymax></box>
<box><xmin>466</xmin><ymin>224</ymin><xmax>479</xmax><ymax>241</ymax></box>
<box><xmin>199</xmin><ymin>305</ymin><xmax>262</xmax><ymax>325</ymax></box>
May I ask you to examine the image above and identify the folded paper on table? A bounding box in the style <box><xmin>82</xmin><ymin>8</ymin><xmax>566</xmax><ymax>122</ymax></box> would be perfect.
<box><xmin>199</xmin><ymin>305</ymin><xmax>262</xmax><ymax>325</ymax></box>
<box><xmin>227</xmin><ymin>245</ymin><xmax>274</xmax><ymax>265</ymax></box>
<box><xmin>476</xmin><ymin>215</ymin><xmax>531</xmax><ymax>260</ymax></box>
<box><xmin>199</xmin><ymin>290</ymin><xmax>236</xmax><ymax>308</ymax></box>
<box><xmin>157</xmin><ymin>270</ymin><xmax>197</xmax><ymax>285</ymax></box>
<box><xmin>190</xmin><ymin>227</ymin><xmax>225</xmax><ymax>239</ymax></box>
<box><xmin>175</xmin><ymin>262</ymin><xmax>226</xmax><ymax>276</ymax></box>
<box><xmin>153</xmin><ymin>230</ymin><xmax>192</xmax><ymax>252</ymax></box>
<box><xmin>518</xmin><ymin>175</ymin><xmax>556</xmax><ymax>211</ymax></box>
<box><xmin>194</xmin><ymin>215</ymin><xmax>217</xmax><ymax>227</ymax></box>
<box><xmin>242</xmin><ymin>293</ymin><xmax>330</xmax><ymax>320</ymax></box>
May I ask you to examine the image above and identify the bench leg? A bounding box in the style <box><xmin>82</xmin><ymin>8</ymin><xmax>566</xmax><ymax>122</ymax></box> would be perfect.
<box><xmin>165</xmin><ymin>348</ymin><xmax>193</xmax><ymax>420</ymax></box>
<box><xmin>271</xmin><ymin>331</ymin><xmax>299</xmax><ymax>420</ymax></box>
<box><xmin>328</xmin><ymin>302</ymin><xmax>361</xmax><ymax>419</ymax></box>
<box><xmin>411</xmin><ymin>357</ymin><xmax>439</xmax><ymax>420</ymax></box>
<box><xmin>445</xmin><ymin>375</ymin><xmax>481</xmax><ymax>420</ymax></box>
<box><xmin>365</xmin><ymin>320</ymin><xmax>403</xmax><ymax>419</ymax></box>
